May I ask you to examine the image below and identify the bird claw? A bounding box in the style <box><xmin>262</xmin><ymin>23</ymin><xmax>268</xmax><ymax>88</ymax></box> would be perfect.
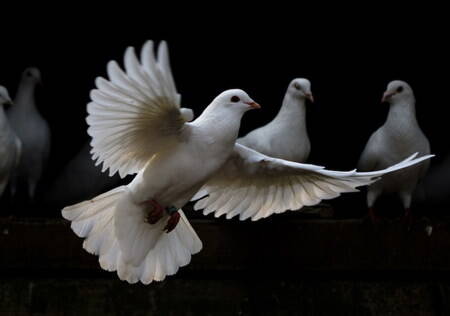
<box><xmin>145</xmin><ymin>199</ymin><xmax>165</xmax><ymax>224</ymax></box>
<box><xmin>164</xmin><ymin>211</ymin><xmax>180</xmax><ymax>233</ymax></box>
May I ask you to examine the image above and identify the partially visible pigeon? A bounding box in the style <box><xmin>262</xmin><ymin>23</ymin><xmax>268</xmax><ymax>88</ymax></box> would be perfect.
<box><xmin>63</xmin><ymin>41</ymin><xmax>432</xmax><ymax>285</ymax></box>
<box><xmin>238</xmin><ymin>78</ymin><xmax>313</xmax><ymax>162</ymax></box>
<box><xmin>0</xmin><ymin>86</ymin><xmax>21</xmax><ymax>197</ymax></box>
<box><xmin>358</xmin><ymin>80</ymin><xmax>430</xmax><ymax>222</ymax></box>
<box><xmin>45</xmin><ymin>142</ymin><xmax>123</xmax><ymax>206</ymax></box>
<box><xmin>7</xmin><ymin>68</ymin><xmax>51</xmax><ymax>199</ymax></box>
<box><xmin>421</xmin><ymin>153</ymin><xmax>450</xmax><ymax>205</ymax></box>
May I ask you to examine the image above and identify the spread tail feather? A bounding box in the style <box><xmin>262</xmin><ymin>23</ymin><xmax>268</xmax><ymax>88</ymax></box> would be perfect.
<box><xmin>62</xmin><ymin>186</ymin><xmax>202</xmax><ymax>284</ymax></box>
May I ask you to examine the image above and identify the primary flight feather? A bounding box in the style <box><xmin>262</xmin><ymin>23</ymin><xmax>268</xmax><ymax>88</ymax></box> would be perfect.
<box><xmin>62</xmin><ymin>41</ymin><xmax>432</xmax><ymax>284</ymax></box>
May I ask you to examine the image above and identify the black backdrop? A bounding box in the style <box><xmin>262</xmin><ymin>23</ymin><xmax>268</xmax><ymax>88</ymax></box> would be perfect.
<box><xmin>1</xmin><ymin>17</ymin><xmax>448</xmax><ymax>215</ymax></box>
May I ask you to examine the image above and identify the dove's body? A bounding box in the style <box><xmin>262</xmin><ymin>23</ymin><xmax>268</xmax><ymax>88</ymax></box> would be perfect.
<box><xmin>238</xmin><ymin>78</ymin><xmax>311</xmax><ymax>162</ymax></box>
<box><xmin>8</xmin><ymin>68</ymin><xmax>50</xmax><ymax>198</ymax></box>
<box><xmin>358</xmin><ymin>80</ymin><xmax>430</xmax><ymax>210</ymax></box>
<box><xmin>128</xmin><ymin>110</ymin><xmax>239</xmax><ymax>208</ymax></box>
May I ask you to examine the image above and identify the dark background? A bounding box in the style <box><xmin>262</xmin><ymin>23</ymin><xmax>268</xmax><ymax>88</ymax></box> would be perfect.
<box><xmin>1</xmin><ymin>11</ymin><xmax>450</xmax><ymax>316</ymax></box>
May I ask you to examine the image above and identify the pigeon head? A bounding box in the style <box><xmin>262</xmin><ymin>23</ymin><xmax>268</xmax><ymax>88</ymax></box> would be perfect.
<box><xmin>22</xmin><ymin>67</ymin><xmax>42</xmax><ymax>84</ymax></box>
<box><xmin>382</xmin><ymin>80</ymin><xmax>414</xmax><ymax>104</ymax></box>
<box><xmin>288</xmin><ymin>78</ymin><xmax>314</xmax><ymax>103</ymax></box>
<box><xmin>0</xmin><ymin>86</ymin><xmax>12</xmax><ymax>107</ymax></box>
<box><xmin>212</xmin><ymin>89</ymin><xmax>260</xmax><ymax>113</ymax></box>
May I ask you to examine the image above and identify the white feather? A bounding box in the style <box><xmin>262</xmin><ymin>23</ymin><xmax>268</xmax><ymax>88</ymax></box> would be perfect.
<box><xmin>62</xmin><ymin>186</ymin><xmax>202</xmax><ymax>284</ymax></box>
<box><xmin>88</xmin><ymin>41</ymin><xmax>185</xmax><ymax>178</ymax></box>
<box><xmin>192</xmin><ymin>144</ymin><xmax>433</xmax><ymax>220</ymax></box>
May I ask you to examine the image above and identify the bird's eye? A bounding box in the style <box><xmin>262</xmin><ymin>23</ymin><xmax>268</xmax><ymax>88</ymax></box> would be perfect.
<box><xmin>397</xmin><ymin>86</ymin><xmax>403</xmax><ymax>93</ymax></box>
<box><xmin>231</xmin><ymin>96</ymin><xmax>240</xmax><ymax>103</ymax></box>
<box><xmin>293</xmin><ymin>82</ymin><xmax>301</xmax><ymax>90</ymax></box>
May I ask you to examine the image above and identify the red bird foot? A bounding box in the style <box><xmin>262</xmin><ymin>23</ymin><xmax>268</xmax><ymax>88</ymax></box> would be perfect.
<box><xmin>164</xmin><ymin>211</ymin><xmax>180</xmax><ymax>233</ymax></box>
<box><xmin>144</xmin><ymin>199</ymin><xmax>165</xmax><ymax>224</ymax></box>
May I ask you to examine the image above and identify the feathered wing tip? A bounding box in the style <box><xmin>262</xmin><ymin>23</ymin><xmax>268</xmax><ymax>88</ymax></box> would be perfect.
<box><xmin>356</xmin><ymin>153</ymin><xmax>434</xmax><ymax>178</ymax></box>
<box><xmin>86</xmin><ymin>40</ymin><xmax>184</xmax><ymax>179</ymax></box>
<box><xmin>62</xmin><ymin>187</ymin><xmax>202</xmax><ymax>284</ymax></box>
<box><xmin>191</xmin><ymin>148</ymin><xmax>434</xmax><ymax>222</ymax></box>
<box><xmin>192</xmin><ymin>173</ymin><xmax>364</xmax><ymax>222</ymax></box>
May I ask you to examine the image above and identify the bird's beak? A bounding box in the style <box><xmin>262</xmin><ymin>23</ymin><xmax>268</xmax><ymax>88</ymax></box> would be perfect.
<box><xmin>245</xmin><ymin>101</ymin><xmax>261</xmax><ymax>109</ymax></box>
<box><xmin>305</xmin><ymin>93</ymin><xmax>314</xmax><ymax>103</ymax></box>
<box><xmin>5</xmin><ymin>99</ymin><xmax>13</xmax><ymax>106</ymax></box>
<box><xmin>381</xmin><ymin>91</ymin><xmax>395</xmax><ymax>103</ymax></box>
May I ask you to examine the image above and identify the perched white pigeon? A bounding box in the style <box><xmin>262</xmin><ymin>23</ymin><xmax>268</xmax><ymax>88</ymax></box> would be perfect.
<box><xmin>238</xmin><ymin>78</ymin><xmax>313</xmax><ymax>162</ymax></box>
<box><xmin>7</xmin><ymin>67</ymin><xmax>51</xmax><ymax>199</ymax></box>
<box><xmin>62</xmin><ymin>41</ymin><xmax>432</xmax><ymax>285</ymax></box>
<box><xmin>0</xmin><ymin>86</ymin><xmax>21</xmax><ymax>197</ymax></box>
<box><xmin>358</xmin><ymin>80</ymin><xmax>430</xmax><ymax>221</ymax></box>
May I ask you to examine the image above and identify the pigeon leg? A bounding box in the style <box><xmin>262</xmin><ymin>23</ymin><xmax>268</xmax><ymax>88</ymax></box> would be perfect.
<box><xmin>400</xmin><ymin>193</ymin><xmax>413</xmax><ymax>229</ymax></box>
<box><xmin>367</xmin><ymin>189</ymin><xmax>381</xmax><ymax>224</ymax></box>
<box><xmin>27</xmin><ymin>180</ymin><xmax>37</xmax><ymax>201</ymax></box>
<box><xmin>144</xmin><ymin>199</ymin><xmax>165</xmax><ymax>224</ymax></box>
<box><xmin>402</xmin><ymin>208</ymin><xmax>414</xmax><ymax>229</ymax></box>
<box><xmin>368</xmin><ymin>207</ymin><xmax>381</xmax><ymax>224</ymax></box>
<box><xmin>164</xmin><ymin>207</ymin><xmax>180</xmax><ymax>233</ymax></box>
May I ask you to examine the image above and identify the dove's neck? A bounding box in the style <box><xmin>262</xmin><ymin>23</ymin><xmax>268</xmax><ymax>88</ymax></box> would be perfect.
<box><xmin>195</xmin><ymin>106</ymin><xmax>242</xmax><ymax>146</ymax></box>
<box><xmin>14</xmin><ymin>81</ymin><xmax>37</xmax><ymax>109</ymax></box>
<box><xmin>272</xmin><ymin>94</ymin><xmax>307</xmax><ymax>133</ymax></box>
<box><xmin>384</xmin><ymin>100</ymin><xmax>420</xmax><ymax>142</ymax></box>
<box><xmin>384</xmin><ymin>98</ymin><xmax>419</xmax><ymax>133</ymax></box>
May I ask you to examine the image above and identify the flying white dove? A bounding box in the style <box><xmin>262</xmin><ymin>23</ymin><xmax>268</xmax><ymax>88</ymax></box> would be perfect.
<box><xmin>358</xmin><ymin>80</ymin><xmax>430</xmax><ymax>222</ymax></box>
<box><xmin>7</xmin><ymin>67</ymin><xmax>51</xmax><ymax>199</ymax></box>
<box><xmin>62</xmin><ymin>41</ymin><xmax>432</xmax><ymax>285</ymax></box>
<box><xmin>238</xmin><ymin>78</ymin><xmax>313</xmax><ymax>162</ymax></box>
<box><xmin>0</xmin><ymin>86</ymin><xmax>21</xmax><ymax>197</ymax></box>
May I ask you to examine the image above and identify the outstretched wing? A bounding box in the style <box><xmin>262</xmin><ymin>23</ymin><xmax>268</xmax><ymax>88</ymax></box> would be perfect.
<box><xmin>87</xmin><ymin>40</ymin><xmax>186</xmax><ymax>178</ymax></box>
<box><xmin>192</xmin><ymin>144</ymin><xmax>433</xmax><ymax>221</ymax></box>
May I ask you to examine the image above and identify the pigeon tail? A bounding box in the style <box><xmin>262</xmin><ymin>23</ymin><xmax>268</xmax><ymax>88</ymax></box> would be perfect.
<box><xmin>62</xmin><ymin>186</ymin><xmax>202</xmax><ymax>284</ymax></box>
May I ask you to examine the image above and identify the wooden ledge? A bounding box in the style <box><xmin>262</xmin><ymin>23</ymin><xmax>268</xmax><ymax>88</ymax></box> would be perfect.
<box><xmin>1</xmin><ymin>216</ymin><xmax>450</xmax><ymax>275</ymax></box>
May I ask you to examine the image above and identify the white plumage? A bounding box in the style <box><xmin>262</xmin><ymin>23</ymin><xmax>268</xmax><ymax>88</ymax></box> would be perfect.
<box><xmin>7</xmin><ymin>68</ymin><xmax>51</xmax><ymax>199</ymax></box>
<box><xmin>0</xmin><ymin>86</ymin><xmax>21</xmax><ymax>197</ymax></box>
<box><xmin>63</xmin><ymin>186</ymin><xmax>201</xmax><ymax>283</ymax></box>
<box><xmin>63</xmin><ymin>41</ymin><xmax>255</xmax><ymax>284</ymax></box>
<box><xmin>238</xmin><ymin>78</ymin><xmax>313</xmax><ymax>162</ymax></box>
<box><xmin>358</xmin><ymin>80</ymin><xmax>431</xmax><ymax>218</ymax></box>
<box><xmin>192</xmin><ymin>145</ymin><xmax>431</xmax><ymax>221</ymax></box>
<box><xmin>62</xmin><ymin>41</ymin><xmax>433</xmax><ymax>284</ymax></box>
